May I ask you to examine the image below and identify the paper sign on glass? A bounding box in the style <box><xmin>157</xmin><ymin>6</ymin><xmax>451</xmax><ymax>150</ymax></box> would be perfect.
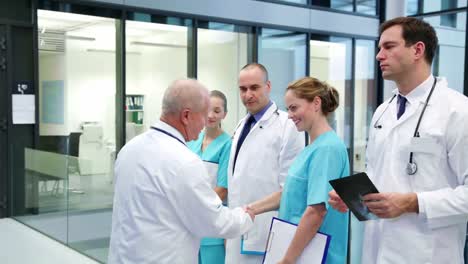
<box><xmin>263</xmin><ymin>217</ymin><xmax>331</xmax><ymax>264</ymax></box>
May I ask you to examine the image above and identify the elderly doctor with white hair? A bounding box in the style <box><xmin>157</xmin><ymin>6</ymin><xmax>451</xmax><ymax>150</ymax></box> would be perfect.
<box><xmin>108</xmin><ymin>79</ymin><xmax>254</xmax><ymax>264</ymax></box>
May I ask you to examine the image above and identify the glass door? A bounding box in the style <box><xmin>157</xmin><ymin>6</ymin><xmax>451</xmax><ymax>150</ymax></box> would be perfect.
<box><xmin>17</xmin><ymin>9</ymin><xmax>119</xmax><ymax>262</ymax></box>
<box><xmin>125</xmin><ymin>13</ymin><xmax>192</xmax><ymax>141</ymax></box>
<box><xmin>259</xmin><ymin>28</ymin><xmax>307</xmax><ymax>112</ymax></box>
<box><xmin>309</xmin><ymin>37</ymin><xmax>352</xmax><ymax>148</ymax></box>
<box><xmin>197</xmin><ymin>22</ymin><xmax>252</xmax><ymax>134</ymax></box>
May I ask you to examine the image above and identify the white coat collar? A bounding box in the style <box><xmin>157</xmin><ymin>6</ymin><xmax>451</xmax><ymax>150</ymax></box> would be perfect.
<box><xmin>392</xmin><ymin>75</ymin><xmax>437</xmax><ymax>107</ymax></box>
<box><xmin>255</xmin><ymin>101</ymin><xmax>278</xmax><ymax>124</ymax></box>
<box><xmin>152</xmin><ymin>120</ymin><xmax>186</xmax><ymax>144</ymax></box>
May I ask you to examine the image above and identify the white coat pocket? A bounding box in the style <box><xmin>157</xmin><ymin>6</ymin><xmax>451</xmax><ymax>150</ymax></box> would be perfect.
<box><xmin>405</xmin><ymin>136</ymin><xmax>444</xmax><ymax>191</ymax></box>
<box><xmin>408</xmin><ymin>137</ymin><xmax>442</xmax><ymax>155</ymax></box>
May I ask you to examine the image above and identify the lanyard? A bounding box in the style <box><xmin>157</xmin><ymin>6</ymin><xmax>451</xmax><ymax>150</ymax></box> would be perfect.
<box><xmin>150</xmin><ymin>127</ymin><xmax>186</xmax><ymax>146</ymax></box>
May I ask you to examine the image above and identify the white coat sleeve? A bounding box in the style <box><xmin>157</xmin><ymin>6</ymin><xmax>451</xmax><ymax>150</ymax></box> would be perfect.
<box><xmin>417</xmin><ymin>106</ymin><xmax>468</xmax><ymax>229</ymax></box>
<box><xmin>278</xmin><ymin>118</ymin><xmax>305</xmax><ymax>187</ymax></box>
<box><xmin>166</xmin><ymin>159</ymin><xmax>253</xmax><ymax>238</ymax></box>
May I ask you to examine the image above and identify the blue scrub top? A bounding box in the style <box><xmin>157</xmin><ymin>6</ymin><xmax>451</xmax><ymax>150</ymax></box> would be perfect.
<box><xmin>187</xmin><ymin>131</ymin><xmax>231</xmax><ymax>246</ymax></box>
<box><xmin>278</xmin><ymin>131</ymin><xmax>349</xmax><ymax>264</ymax></box>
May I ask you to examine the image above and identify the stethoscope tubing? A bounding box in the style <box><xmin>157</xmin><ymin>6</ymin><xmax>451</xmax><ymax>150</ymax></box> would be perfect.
<box><xmin>373</xmin><ymin>77</ymin><xmax>437</xmax><ymax>175</ymax></box>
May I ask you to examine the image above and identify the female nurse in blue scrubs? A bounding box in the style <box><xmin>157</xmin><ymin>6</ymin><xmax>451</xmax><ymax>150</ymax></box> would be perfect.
<box><xmin>247</xmin><ymin>77</ymin><xmax>349</xmax><ymax>264</ymax></box>
<box><xmin>187</xmin><ymin>90</ymin><xmax>231</xmax><ymax>264</ymax></box>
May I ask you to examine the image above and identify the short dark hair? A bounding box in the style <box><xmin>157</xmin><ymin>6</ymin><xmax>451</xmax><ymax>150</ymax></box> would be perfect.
<box><xmin>380</xmin><ymin>17</ymin><xmax>438</xmax><ymax>64</ymax></box>
<box><xmin>240</xmin><ymin>63</ymin><xmax>269</xmax><ymax>82</ymax></box>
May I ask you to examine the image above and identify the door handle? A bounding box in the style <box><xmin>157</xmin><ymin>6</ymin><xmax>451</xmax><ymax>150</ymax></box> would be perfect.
<box><xmin>0</xmin><ymin>57</ymin><xmax>5</xmax><ymax>71</ymax></box>
<box><xmin>0</xmin><ymin>36</ymin><xmax>5</xmax><ymax>50</ymax></box>
<box><xmin>0</xmin><ymin>118</ymin><xmax>7</xmax><ymax>131</ymax></box>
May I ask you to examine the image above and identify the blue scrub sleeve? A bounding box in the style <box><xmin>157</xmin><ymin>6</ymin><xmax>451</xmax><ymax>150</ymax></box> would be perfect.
<box><xmin>306</xmin><ymin>145</ymin><xmax>346</xmax><ymax>209</ymax></box>
<box><xmin>216</xmin><ymin>140</ymin><xmax>231</xmax><ymax>189</ymax></box>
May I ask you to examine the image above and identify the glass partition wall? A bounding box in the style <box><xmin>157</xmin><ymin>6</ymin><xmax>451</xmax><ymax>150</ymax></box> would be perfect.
<box><xmin>125</xmin><ymin>14</ymin><xmax>191</xmax><ymax>142</ymax></box>
<box><xmin>309</xmin><ymin>37</ymin><xmax>352</xmax><ymax>148</ymax></box>
<box><xmin>350</xmin><ymin>39</ymin><xmax>377</xmax><ymax>264</ymax></box>
<box><xmin>425</xmin><ymin>12</ymin><xmax>466</xmax><ymax>94</ymax></box>
<box><xmin>198</xmin><ymin>22</ymin><xmax>252</xmax><ymax>134</ymax></box>
<box><xmin>259</xmin><ymin>28</ymin><xmax>307</xmax><ymax>111</ymax></box>
<box><xmin>14</xmin><ymin>9</ymin><xmax>118</xmax><ymax>262</ymax></box>
<box><xmin>9</xmin><ymin>6</ymin><xmax>379</xmax><ymax>263</ymax></box>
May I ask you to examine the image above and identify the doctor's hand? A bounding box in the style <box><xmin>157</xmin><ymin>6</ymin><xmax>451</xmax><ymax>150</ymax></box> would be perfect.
<box><xmin>364</xmin><ymin>192</ymin><xmax>419</xmax><ymax>219</ymax></box>
<box><xmin>328</xmin><ymin>190</ymin><xmax>348</xmax><ymax>213</ymax></box>
<box><xmin>243</xmin><ymin>205</ymin><xmax>255</xmax><ymax>221</ymax></box>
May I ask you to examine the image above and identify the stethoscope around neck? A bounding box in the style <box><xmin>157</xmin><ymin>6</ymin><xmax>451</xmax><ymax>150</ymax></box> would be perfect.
<box><xmin>372</xmin><ymin>77</ymin><xmax>437</xmax><ymax>175</ymax></box>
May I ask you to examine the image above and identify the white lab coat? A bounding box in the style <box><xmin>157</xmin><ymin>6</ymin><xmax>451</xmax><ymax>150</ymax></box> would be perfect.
<box><xmin>226</xmin><ymin>102</ymin><xmax>304</xmax><ymax>264</ymax></box>
<box><xmin>108</xmin><ymin>121</ymin><xmax>253</xmax><ymax>264</ymax></box>
<box><xmin>363</xmin><ymin>76</ymin><xmax>468</xmax><ymax>264</ymax></box>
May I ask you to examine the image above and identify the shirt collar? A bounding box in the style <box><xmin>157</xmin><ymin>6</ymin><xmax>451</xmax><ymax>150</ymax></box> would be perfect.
<box><xmin>153</xmin><ymin>120</ymin><xmax>186</xmax><ymax>144</ymax></box>
<box><xmin>251</xmin><ymin>100</ymin><xmax>273</xmax><ymax>122</ymax></box>
<box><xmin>395</xmin><ymin>75</ymin><xmax>435</xmax><ymax>106</ymax></box>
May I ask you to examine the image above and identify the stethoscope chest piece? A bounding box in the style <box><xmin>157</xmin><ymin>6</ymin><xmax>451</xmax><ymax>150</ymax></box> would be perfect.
<box><xmin>406</xmin><ymin>162</ymin><xmax>418</xmax><ymax>175</ymax></box>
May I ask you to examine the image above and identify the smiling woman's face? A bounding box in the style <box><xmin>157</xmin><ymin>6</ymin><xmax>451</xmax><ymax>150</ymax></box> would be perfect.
<box><xmin>205</xmin><ymin>96</ymin><xmax>226</xmax><ymax>128</ymax></box>
<box><xmin>285</xmin><ymin>90</ymin><xmax>318</xmax><ymax>132</ymax></box>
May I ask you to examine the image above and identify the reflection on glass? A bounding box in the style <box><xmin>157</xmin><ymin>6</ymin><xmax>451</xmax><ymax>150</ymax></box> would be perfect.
<box><xmin>259</xmin><ymin>28</ymin><xmax>307</xmax><ymax>112</ymax></box>
<box><xmin>423</xmin><ymin>0</ymin><xmax>467</xmax><ymax>13</ymax></box>
<box><xmin>125</xmin><ymin>18</ymin><xmax>189</xmax><ymax>141</ymax></box>
<box><xmin>406</xmin><ymin>0</ymin><xmax>419</xmax><ymax>15</ymax></box>
<box><xmin>353</xmin><ymin>40</ymin><xmax>376</xmax><ymax>173</ymax></box>
<box><xmin>20</xmin><ymin>148</ymin><xmax>70</xmax><ymax>243</ymax></box>
<box><xmin>356</xmin><ymin>0</ymin><xmax>377</xmax><ymax>15</ymax></box>
<box><xmin>276</xmin><ymin>0</ymin><xmax>307</xmax><ymax>4</ymax></box>
<box><xmin>312</xmin><ymin>0</ymin><xmax>377</xmax><ymax>14</ymax></box>
<box><xmin>350</xmin><ymin>39</ymin><xmax>376</xmax><ymax>264</ymax></box>
<box><xmin>21</xmin><ymin>9</ymin><xmax>118</xmax><ymax>262</ymax></box>
<box><xmin>198</xmin><ymin>22</ymin><xmax>251</xmax><ymax>134</ymax></box>
<box><xmin>309</xmin><ymin>38</ymin><xmax>352</xmax><ymax>147</ymax></box>
<box><xmin>312</xmin><ymin>0</ymin><xmax>353</xmax><ymax>12</ymax></box>
<box><xmin>425</xmin><ymin>12</ymin><xmax>466</xmax><ymax>93</ymax></box>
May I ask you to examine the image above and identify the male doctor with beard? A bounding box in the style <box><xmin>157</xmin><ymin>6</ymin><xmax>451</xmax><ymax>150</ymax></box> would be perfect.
<box><xmin>329</xmin><ymin>17</ymin><xmax>468</xmax><ymax>263</ymax></box>
<box><xmin>108</xmin><ymin>79</ymin><xmax>254</xmax><ymax>264</ymax></box>
<box><xmin>226</xmin><ymin>63</ymin><xmax>304</xmax><ymax>264</ymax></box>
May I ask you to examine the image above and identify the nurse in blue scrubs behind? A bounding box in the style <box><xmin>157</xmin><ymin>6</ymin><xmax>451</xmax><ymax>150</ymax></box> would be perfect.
<box><xmin>187</xmin><ymin>90</ymin><xmax>231</xmax><ymax>264</ymax></box>
<box><xmin>247</xmin><ymin>77</ymin><xmax>349</xmax><ymax>264</ymax></box>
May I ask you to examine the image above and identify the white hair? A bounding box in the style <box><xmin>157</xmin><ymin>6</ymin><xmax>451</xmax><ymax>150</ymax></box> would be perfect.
<box><xmin>161</xmin><ymin>79</ymin><xmax>209</xmax><ymax>116</ymax></box>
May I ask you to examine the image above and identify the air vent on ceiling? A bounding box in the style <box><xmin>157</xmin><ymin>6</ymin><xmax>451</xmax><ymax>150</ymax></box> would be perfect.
<box><xmin>38</xmin><ymin>29</ymin><xmax>66</xmax><ymax>53</ymax></box>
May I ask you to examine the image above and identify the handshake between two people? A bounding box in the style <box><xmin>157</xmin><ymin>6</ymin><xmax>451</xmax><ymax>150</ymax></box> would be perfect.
<box><xmin>241</xmin><ymin>191</ymin><xmax>283</xmax><ymax>222</ymax></box>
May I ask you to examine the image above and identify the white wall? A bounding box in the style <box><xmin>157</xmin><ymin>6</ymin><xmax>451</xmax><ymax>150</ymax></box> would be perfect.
<box><xmin>39</xmin><ymin>53</ymin><xmax>68</xmax><ymax>136</ymax></box>
<box><xmin>66</xmin><ymin>39</ymin><xmax>116</xmax><ymax>143</ymax></box>
<box><xmin>39</xmin><ymin>22</ymin><xmax>117</xmax><ymax>144</ymax></box>
<box><xmin>309</xmin><ymin>42</ymin><xmax>347</xmax><ymax>144</ymax></box>
<box><xmin>126</xmin><ymin>46</ymin><xmax>188</xmax><ymax>130</ymax></box>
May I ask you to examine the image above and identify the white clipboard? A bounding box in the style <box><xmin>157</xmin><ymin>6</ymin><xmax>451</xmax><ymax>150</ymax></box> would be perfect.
<box><xmin>202</xmin><ymin>161</ymin><xmax>218</xmax><ymax>189</ymax></box>
<box><xmin>263</xmin><ymin>217</ymin><xmax>331</xmax><ymax>264</ymax></box>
